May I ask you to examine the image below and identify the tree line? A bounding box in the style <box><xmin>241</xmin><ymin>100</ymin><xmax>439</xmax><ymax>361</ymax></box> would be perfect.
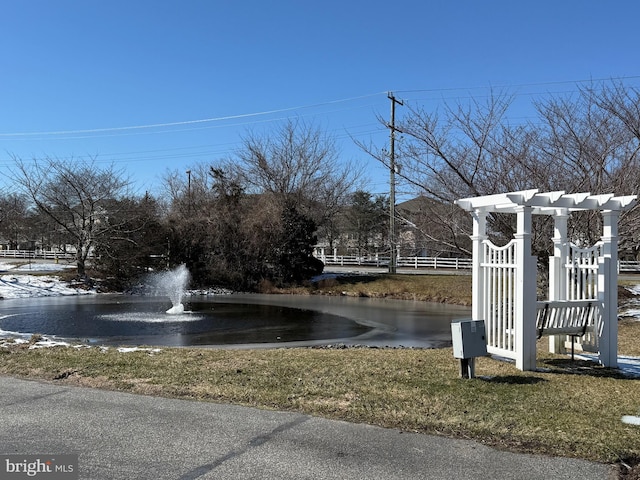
<box><xmin>2</xmin><ymin>121</ymin><xmax>364</xmax><ymax>291</ymax></box>
<box><xmin>363</xmin><ymin>80</ymin><xmax>640</xmax><ymax>259</ymax></box>
<box><xmin>3</xmin><ymin>80</ymin><xmax>640</xmax><ymax>290</ymax></box>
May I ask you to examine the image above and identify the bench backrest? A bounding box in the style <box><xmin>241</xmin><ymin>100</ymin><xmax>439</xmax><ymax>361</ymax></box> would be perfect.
<box><xmin>535</xmin><ymin>300</ymin><xmax>598</xmax><ymax>337</ymax></box>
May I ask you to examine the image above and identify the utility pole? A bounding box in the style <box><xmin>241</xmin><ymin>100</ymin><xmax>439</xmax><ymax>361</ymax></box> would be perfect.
<box><xmin>388</xmin><ymin>92</ymin><xmax>403</xmax><ymax>274</ymax></box>
<box><xmin>186</xmin><ymin>169</ymin><xmax>192</xmax><ymax>214</ymax></box>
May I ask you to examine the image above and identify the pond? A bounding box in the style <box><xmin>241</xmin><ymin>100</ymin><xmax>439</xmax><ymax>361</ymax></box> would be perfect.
<box><xmin>0</xmin><ymin>293</ymin><xmax>471</xmax><ymax>348</ymax></box>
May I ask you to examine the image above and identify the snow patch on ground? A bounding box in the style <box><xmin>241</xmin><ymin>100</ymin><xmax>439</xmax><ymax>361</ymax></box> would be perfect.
<box><xmin>14</xmin><ymin>263</ymin><xmax>76</xmax><ymax>272</ymax></box>
<box><xmin>116</xmin><ymin>347</ymin><xmax>162</xmax><ymax>354</ymax></box>
<box><xmin>622</xmin><ymin>415</ymin><xmax>640</xmax><ymax>426</ymax></box>
<box><xmin>0</xmin><ymin>262</ymin><xmax>93</xmax><ymax>299</ymax></box>
<box><xmin>620</xmin><ymin>285</ymin><xmax>640</xmax><ymax>320</ymax></box>
<box><xmin>0</xmin><ymin>261</ymin><xmax>76</xmax><ymax>272</ymax></box>
<box><xmin>0</xmin><ymin>337</ymin><xmax>163</xmax><ymax>354</ymax></box>
<box><xmin>0</xmin><ymin>274</ymin><xmax>93</xmax><ymax>298</ymax></box>
<box><xmin>626</xmin><ymin>284</ymin><xmax>640</xmax><ymax>295</ymax></box>
<box><xmin>574</xmin><ymin>353</ymin><xmax>640</xmax><ymax>378</ymax></box>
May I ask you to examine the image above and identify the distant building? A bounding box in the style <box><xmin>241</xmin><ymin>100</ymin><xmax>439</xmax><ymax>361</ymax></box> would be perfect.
<box><xmin>314</xmin><ymin>195</ymin><xmax>471</xmax><ymax>259</ymax></box>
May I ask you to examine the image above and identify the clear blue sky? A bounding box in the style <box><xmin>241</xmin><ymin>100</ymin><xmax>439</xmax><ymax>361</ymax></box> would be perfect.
<box><xmin>1</xmin><ymin>0</ymin><xmax>639</xmax><ymax>198</ymax></box>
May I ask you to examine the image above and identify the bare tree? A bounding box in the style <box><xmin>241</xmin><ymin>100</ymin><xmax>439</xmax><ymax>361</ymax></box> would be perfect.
<box><xmin>162</xmin><ymin>163</ymin><xmax>227</xmax><ymax>218</ymax></box>
<box><xmin>9</xmin><ymin>156</ymin><xmax>130</xmax><ymax>278</ymax></box>
<box><xmin>234</xmin><ymin>119</ymin><xmax>361</xmax><ymax>226</ymax></box>
<box><xmin>534</xmin><ymin>85</ymin><xmax>640</xmax><ymax>249</ymax></box>
<box><xmin>92</xmin><ymin>193</ymin><xmax>169</xmax><ymax>287</ymax></box>
<box><xmin>589</xmin><ymin>81</ymin><xmax>640</xmax><ymax>256</ymax></box>
<box><xmin>389</xmin><ymin>91</ymin><xmax>515</xmax><ymax>201</ymax></box>
<box><xmin>386</xmin><ymin>91</ymin><xmax>533</xmax><ymax>253</ymax></box>
<box><xmin>0</xmin><ymin>193</ymin><xmax>30</xmax><ymax>249</ymax></box>
<box><xmin>359</xmin><ymin>84</ymin><xmax>640</xmax><ymax>257</ymax></box>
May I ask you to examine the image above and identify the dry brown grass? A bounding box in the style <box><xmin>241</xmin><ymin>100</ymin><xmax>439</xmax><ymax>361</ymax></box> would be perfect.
<box><xmin>280</xmin><ymin>273</ymin><xmax>473</xmax><ymax>305</ymax></box>
<box><xmin>619</xmin><ymin>320</ymin><xmax>640</xmax><ymax>357</ymax></box>
<box><xmin>1</xmin><ymin>338</ymin><xmax>639</xmax><ymax>464</ymax></box>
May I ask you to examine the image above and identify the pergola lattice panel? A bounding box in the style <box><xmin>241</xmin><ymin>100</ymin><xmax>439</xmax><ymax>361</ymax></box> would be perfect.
<box><xmin>455</xmin><ymin>189</ymin><xmax>637</xmax><ymax>371</ymax></box>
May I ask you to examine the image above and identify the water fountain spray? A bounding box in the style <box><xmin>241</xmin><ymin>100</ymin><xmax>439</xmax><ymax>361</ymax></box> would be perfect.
<box><xmin>153</xmin><ymin>264</ymin><xmax>190</xmax><ymax>314</ymax></box>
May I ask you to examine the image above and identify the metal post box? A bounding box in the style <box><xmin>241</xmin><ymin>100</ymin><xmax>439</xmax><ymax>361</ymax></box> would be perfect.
<box><xmin>451</xmin><ymin>320</ymin><xmax>487</xmax><ymax>378</ymax></box>
<box><xmin>451</xmin><ymin>320</ymin><xmax>487</xmax><ymax>359</ymax></box>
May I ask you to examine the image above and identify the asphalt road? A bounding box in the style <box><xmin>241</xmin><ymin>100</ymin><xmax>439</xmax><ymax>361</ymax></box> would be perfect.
<box><xmin>0</xmin><ymin>376</ymin><xmax>615</xmax><ymax>480</ymax></box>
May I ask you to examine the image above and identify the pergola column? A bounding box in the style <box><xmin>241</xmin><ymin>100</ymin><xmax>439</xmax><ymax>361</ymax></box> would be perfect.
<box><xmin>470</xmin><ymin>210</ymin><xmax>487</xmax><ymax>323</ymax></box>
<box><xmin>549</xmin><ymin>209</ymin><xmax>569</xmax><ymax>353</ymax></box>
<box><xmin>599</xmin><ymin>210</ymin><xmax>619</xmax><ymax>367</ymax></box>
<box><xmin>514</xmin><ymin>206</ymin><xmax>537</xmax><ymax>371</ymax></box>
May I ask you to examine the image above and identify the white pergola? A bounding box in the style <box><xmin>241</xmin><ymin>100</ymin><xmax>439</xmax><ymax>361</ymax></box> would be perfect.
<box><xmin>455</xmin><ymin>189</ymin><xmax>636</xmax><ymax>371</ymax></box>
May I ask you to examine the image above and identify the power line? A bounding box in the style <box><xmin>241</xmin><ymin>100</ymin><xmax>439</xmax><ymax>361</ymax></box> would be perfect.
<box><xmin>0</xmin><ymin>92</ymin><xmax>386</xmax><ymax>138</ymax></box>
<box><xmin>2</xmin><ymin>75</ymin><xmax>639</xmax><ymax>142</ymax></box>
<box><xmin>393</xmin><ymin>74</ymin><xmax>640</xmax><ymax>95</ymax></box>
<box><xmin>3</xmin><ymin>74</ymin><xmax>640</xmax><ymax>180</ymax></box>
<box><xmin>5</xmin><ymin>74</ymin><xmax>640</xmax><ymax>139</ymax></box>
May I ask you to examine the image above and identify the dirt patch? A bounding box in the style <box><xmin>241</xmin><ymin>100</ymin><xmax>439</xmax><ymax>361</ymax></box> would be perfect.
<box><xmin>619</xmin><ymin>456</ymin><xmax>640</xmax><ymax>480</ymax></box>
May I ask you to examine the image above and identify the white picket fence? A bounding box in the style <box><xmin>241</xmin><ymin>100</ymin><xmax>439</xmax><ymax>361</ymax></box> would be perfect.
<box><xmin>621</xmin><ymin>260</ymin><xmax>640</xmax><ymax>272</ymax></box>
<box><xmin>315</xmin><ymin>251</ymin><xmax>640</xmax><ymax>273</ymax></box>
<box><xmin>0</xmin><ymin>250</ymin><xmax>76</xmax><ymax>260</ymax></box>
<box><xmin>314</xmin><ymin>252</ymin><xmax>473</xmax><ymax>270</ymax></box>
<box><xmin>481</xmin><ymin>239</ymin><xmax>518</xmax><ymax>355</ymax></box>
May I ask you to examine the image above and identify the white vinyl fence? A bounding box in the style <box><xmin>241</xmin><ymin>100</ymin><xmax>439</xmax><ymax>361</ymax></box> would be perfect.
<box><xmin>314</xmin><ymin>250</ymin><xmax>640</xmax><ymax>273</ymax></box>
<box><xmin>0</xmin><ymin>250</ymin><xmax>76</xmax><ymax>260</ymax></box>
<box><xmin>314</xmin><ymin>251</ymin><xmax>472</xmax><ymax>270</ymax></box>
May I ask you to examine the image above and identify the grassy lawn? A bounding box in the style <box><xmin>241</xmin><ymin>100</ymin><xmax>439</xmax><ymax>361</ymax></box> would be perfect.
<box><xmin>282</xmin><ymin>273</ymin><xmax>473</xmax><ymax>305</ymax></box>
<box><xmin>1</xmin><ymin>272</ymin><xmax>639</xmax><ymax>471</ymax></box>
<box><xmin>1</xmin><ymin>340</ymin><xmax>638</xmax><ymax>465</ymax></box>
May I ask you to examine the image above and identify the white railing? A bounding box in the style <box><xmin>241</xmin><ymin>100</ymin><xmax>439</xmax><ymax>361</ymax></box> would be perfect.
<box><xmin>314</xmin><ymin>253</ymin><xmax>472</xmax><ymax>270</ymax></box>
<box><xmin>620</xmin><ymin>260</ymin><xmax>640</xmax><ymax>272</ymax></box>
<box><xmin>316</xmin><ymin>251</ymin><xmax>640</xmax><ymax>273</ymax></box>
<box><xmin>0</xmin><ymin>250</ymin><xmax>76</xmax><ymax>260</ymax></box>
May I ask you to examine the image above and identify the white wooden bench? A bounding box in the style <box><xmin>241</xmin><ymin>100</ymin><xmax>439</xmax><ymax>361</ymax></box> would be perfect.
<box><xmin>535</xmin><ymin>300</ymin><xmax>598</xmax><ymax>359</ymax></box>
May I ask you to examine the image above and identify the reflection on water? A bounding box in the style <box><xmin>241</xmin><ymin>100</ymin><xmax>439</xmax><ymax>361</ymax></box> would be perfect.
<box><xmin>0</xmin><ymin>293</ymin><xmax>470</xmax><ymax>348</ymax></box>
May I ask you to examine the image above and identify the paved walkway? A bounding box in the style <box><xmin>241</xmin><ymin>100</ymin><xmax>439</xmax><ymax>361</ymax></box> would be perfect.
<box><xmin>0</xmin><ymin>376</ymin><xmax>615</xmax><ymax>479</ymax></box>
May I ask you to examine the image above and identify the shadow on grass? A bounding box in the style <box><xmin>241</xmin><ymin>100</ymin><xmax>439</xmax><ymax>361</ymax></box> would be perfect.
<box><xmin>313</xmin><ymin>275</ymin><xmax>381</xmax><ymax>289</ymax></box>
<box><xmin>541</xmin><ymin>358</ymin><xmax>632</xmax><ymax>380</ymax></box>
<box><xmin>478</xmin><ymin>375</ymin><xmax>547</xmax><ymax>385</ymax></box>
